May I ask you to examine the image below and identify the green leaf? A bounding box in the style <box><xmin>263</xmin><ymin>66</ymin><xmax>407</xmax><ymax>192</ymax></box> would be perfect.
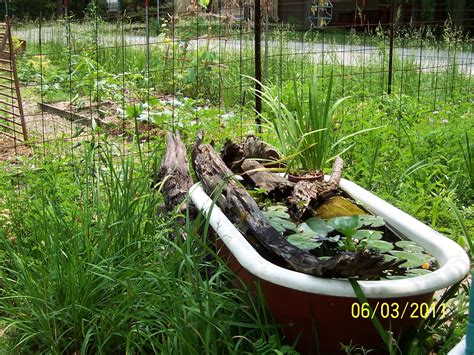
<box><xmin>358</xmin><ymin>215</ymin><xmax>385</xmax><ymax>228</ymax></box>
<box><xmin>268</xmin><ymin>217</ymin><xmax>296</xmax><ymax>233</ymax></box>
<box><xmin>390</xmin><ymin>251</ymin><xmax>431</xmax><ymax>268</ymax></box>
<box><xmin>353</xmin><ymin>229</ymin><xmax>383</xmax><ymax>240</ymax></box>
<box><xmin>263</xmin><ymin>206</ymin><xmax>296</xmax><ymax>233</ymax></box>
<box><xmin>72</xmin><ymin>126</ymin><xmax>85</xmax><ymax>138</ymax></box>
<box><xmin>366</xmin><ymin>240</ymin><xmax>394</xmax><ymax>253</ymax></box>
<box><xmin>148</xmin><ymin>97</ymin><xmax>159</xmax><ymax>106</ymax></box>
<box><xmin>125</xmin><ymin>104</ymin><xmax>142</xmax><ymax>119</ymax></box>
<box><xmin>328</xmin><ymin>216</ymin><xmax>359</xmax><ymax>236</ymax></box>
<box><xmin>296</xmin><ymin>217</ymin><xmax>328</xmax><ymax>237</ymax></box>
<box><xmin>91</xmin><ymin>117</ymin><xmax>97</xmax><ymax>131</ymax></box>
<box><xmin>264</xmin><ymin>205</ymin><xmax>291</xmax><ymax>220</ymax></box>
<box><xmin>383</xmin><ymin>254</ymin><xmax>398</xmax><ymax>263</ymax></box>
<box><xmin>287</xmin><ymin>233</ymin><xmax>322</xmax><ymax>250</ymax></box>
<box><xmin>394</xmin><ymin>240</ymin><xmax>424</xmax><ymax>253</ymax></box>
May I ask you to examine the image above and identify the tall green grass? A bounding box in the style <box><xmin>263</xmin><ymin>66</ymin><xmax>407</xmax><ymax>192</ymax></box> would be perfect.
<box><xmin>0</xmin><ymin>140</ymin><xmax>284</xmax><ymax>353</ymax></box>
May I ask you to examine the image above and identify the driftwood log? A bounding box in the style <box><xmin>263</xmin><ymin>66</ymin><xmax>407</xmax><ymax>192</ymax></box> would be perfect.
<box><xmin>288</xmin><ymin>156</ymin><xmax>344</xmax><ymax>220</ymax></box>
<box><xmin>221</xmin><ymin>135</ymin><xmax>280</xmax><ymax>172</ymax></box>
<box><xmin>221</xmin><ymin>135</ymin><xmax>345</xmax><ymax>219</ymax></box>
<box><xmin>241</xmin><ymin>159</ymin><xmax>295</xmax><ymax>199</ymax></box>
<box><xmin>157</xmin><ymin>132</ymin><xmax>194</xmax><ymax>213</ymax></box>
<box><xmin>192</xmin><ymin>138</ymin><xmax>402</xmax><ymax>278</ymax></box>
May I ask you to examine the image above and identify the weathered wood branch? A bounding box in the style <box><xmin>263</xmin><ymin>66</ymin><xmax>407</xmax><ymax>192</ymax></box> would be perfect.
<box><xmin>157</xmin><ymin>132</ymin><xmax>194</xmax><ymax>213</ymax></box>
<box><xmin>288</xmin><ymin>156</ymin><xmax>344</xmax><ymax>220</ymax></box>
<box><xmin>222</xmin><ymin>136</ymin><xmax>345</xmax><ymax>218</ymax></box>
<box><xmin>241</xmin><ymin>159</ymin><xmax>294</xmax><ymax>199</ymax></box>
<box><xmin>192</xmin><ymin>140</ymin><xmax>401</xmax><ymax>278</ymax></box>
<box><xmin>221</xmin><ymin>135</ymin><xmax>280</xmax><ymax>173</ymax></box>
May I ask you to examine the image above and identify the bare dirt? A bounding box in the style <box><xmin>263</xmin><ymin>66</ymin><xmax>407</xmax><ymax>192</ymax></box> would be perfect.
<box><xmin>42</xmin><ymin>100</ymin><xmax>164</xmax><ymax>140</ymax></box>
<box><xmin>0</xmin><ymin>100</ymin><xmax>85</xmax><ymax>162</ymax></box>
<box><xmin>0</xmin><ymin>135</ymin><xmax>32</xmax><ymax>161</ymax></box>
<box><xmin>1</xmin><ymin>97</ymin><xmax>165</xmax><ymax>162</ymax></box>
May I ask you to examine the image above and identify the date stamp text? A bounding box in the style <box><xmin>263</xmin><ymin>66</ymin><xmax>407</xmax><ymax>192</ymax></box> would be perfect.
<box><xmin>351</xmin><ymin>302</ymin><xmax>446</xmax><ymax>319</ymax></box>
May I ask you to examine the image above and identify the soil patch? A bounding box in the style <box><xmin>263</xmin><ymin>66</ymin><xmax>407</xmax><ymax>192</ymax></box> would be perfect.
<box><xmin>42</xmin><ymin>101</ymin><xmax>163</xmax><ymax>140</ymax></box>
<box><xmin>0</xmin><ymin>135</ymin><xmax>32</xmax><ymax>162</ymax></box>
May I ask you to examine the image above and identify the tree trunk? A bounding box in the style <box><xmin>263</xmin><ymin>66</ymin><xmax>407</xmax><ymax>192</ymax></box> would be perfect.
<box><xmin>221</xmin><ymin>135</ymin><xmax>280</xmax><ymax>173</ymax></box>
<box><xmin>452</xmin><ymin>0</ymin><xmax>466</xmax><ymax>28</ymax></box>
<box><xmin>241</xmin><ymin>159</ymin><xmax>295</xmax><ymax>199</ymax></box>
<box><xmin>288</xmin><ymin>156</ymin><xmax>344</xmax><ymax>220</ymax></box>
<box><xmin>392</xmin><ymin>0</ymin><xmax>402</xmax><ymax>27</ymax></box>
<box><xmin>411</xmin><ymin>0</ymin><xmax>421</xmax><ymax>26</ymax></box>
<box><xmin>434</xmin><ymin>0</ymin><xmax>446</xmax><ymax>25</ymax></box>
<box><xmin>56</xmin><ymin>0</ymin><xmax>63</xmax><ymax>17</ymax></box>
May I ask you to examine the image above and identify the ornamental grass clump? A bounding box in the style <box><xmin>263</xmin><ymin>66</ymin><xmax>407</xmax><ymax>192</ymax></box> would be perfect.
<box><xmin>253</xmin><ymin>72</ymin><xmax>379</xmax><ymax>173</ymax></box>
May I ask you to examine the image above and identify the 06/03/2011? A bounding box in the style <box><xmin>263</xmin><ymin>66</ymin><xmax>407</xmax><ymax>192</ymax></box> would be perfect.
<box><xmin>351</xmin><ymin>302</ymin><xmax>446</xmax><ymax>319</ymax></box>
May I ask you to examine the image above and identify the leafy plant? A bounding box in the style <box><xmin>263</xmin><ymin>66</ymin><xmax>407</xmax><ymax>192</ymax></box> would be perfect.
<box><xmin>183</xmin><ymin>51</ymin><xmax>221</xmax><ymax>100</ymax></box>
<box><xmin>263</xmin><ymin>205</ymin><xmax>296</xmax><ymax>233</ymax></box>
<box><xmin>287</xmin><ymin>215</ymin><xmax>384</xmax><ymax>252</ymax></box>
<box><xmin>252</xmin><ymin>72</ymin><xmax>379</xmax><ymax>172</ymax></box>
<box><xmin>445</xmin><ymin>197</ymin><xmax>473</xmax><ymax>258</ymax></box>
<box><xmin>283</xmin><ymin>214</ymin><xmax>433</xmax><ymax>277</ymax></box>
<box><xmin>71</xmin><ymin>55</ymin><xmax>121</xmax><ymax>102</ymax></box>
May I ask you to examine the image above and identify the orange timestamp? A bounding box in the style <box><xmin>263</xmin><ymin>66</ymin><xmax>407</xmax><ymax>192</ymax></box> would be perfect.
<box><xmin>351</xmin><ymin>302</ymin><xmax>446</xmax><ymax>319</ymax></box>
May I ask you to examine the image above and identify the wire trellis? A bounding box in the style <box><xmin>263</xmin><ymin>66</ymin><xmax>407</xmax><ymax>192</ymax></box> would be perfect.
<box><xmin>0</xmin><ymin>0</ymin><xmax>471</xmax><ymax>162</ymax></box>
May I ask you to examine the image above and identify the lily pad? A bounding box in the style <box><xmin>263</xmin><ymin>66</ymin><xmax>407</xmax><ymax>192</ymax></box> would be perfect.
<box><xmin>264</xmin><ymin>205</ymin><xmax>291</xmax><ymax>219</ymax></box>
<box><xmin>263</xmin><ymin>206</ymin><xmax>296</xmax><ymax>233</ymax></box>
<box><xmin>353</xmin><ymin>229</ymin><xmax>383</xmax><ymax>240</ymax></box>
<box><xmin>366</xmin><ymin>240</ymin><xmax>394</xmax><ymax>252</ymax></box>
<box><xmin>268</xmin><ymin>218</ymin><xmax>296</xmax><ymax>233</ymax></box>
<box><xmin>287</xmin><ymin>233</ymin><xmax>322</xmax><ymax>250</ymax></box>
<box><xmin>383</xmin><ymin>254</ymin><xmax>398</xmax><ymax>262</ymax></box>
<box><xmin>390</xmin><ymin>251</ymin><xmax>431</xmax><ymax>268</ymax></box>
<box><xmin>314</xmin><ymin>196</ymin><xmax>366</xmax><ymax>219</ymax></box>
<box><xmin>327</xmin><ymin>216</ymin><xmax>359</xmax><ymax>236</ymax></box>
<box><xmin>296</xmin><ymin>217</ymin><xmax>329</xmax><ymax>237</ymax></box>
<box><xmin>358</xmin><ymin>215</ymin><xmax>385</xmax><ymax>228</ymax></box>
<box><xmin>395</xmin><ymin>240</ymin><xmax>425</xmax><ymax>253</ymax></box>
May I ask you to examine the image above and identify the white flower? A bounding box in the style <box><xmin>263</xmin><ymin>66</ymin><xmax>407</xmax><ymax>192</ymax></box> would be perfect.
<box><xmin>117</xmin><ymin>107</ymin><xmax>126</xmax><ymax>119</ymax></box>
<box><xmin>221</xmin><ymin>112</ymin><xmax>235</xmax><ymax>121</ymax></box>
<box><xmin>159</xmin><ymin>97</ymin><xmax>183</xmax><ymax>107</ymax></box>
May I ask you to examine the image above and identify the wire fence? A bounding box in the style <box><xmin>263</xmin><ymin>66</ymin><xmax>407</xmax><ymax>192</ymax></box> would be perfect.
<box><xmin>0</xmin><ymin>1</ymin><xmax>472</xmax><ymax>161</ymax></box>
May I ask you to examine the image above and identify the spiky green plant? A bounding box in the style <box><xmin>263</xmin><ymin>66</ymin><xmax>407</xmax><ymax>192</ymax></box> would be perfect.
<box><xmin>252</xmin><ymin>72</ymin><xmax>379</xmax><ymax>172</ymax></box>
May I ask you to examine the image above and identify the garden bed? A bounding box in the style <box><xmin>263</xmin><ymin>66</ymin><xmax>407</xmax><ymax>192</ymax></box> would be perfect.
<box><xmin>38</xmin><ymin>100</ymin><xmax>163</xmax><ymax>139</ymax></box>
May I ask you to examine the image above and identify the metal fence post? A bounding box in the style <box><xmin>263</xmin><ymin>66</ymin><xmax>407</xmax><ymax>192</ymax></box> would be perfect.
<box><xmin>254</xmin><ymin>0</ymin><xmax>262</xmax><ymax>131</ymax></box>
<box><xmin>387</xmin><ymin>0</ymin><xmax>394</xmax><ymax>95</ymax></box>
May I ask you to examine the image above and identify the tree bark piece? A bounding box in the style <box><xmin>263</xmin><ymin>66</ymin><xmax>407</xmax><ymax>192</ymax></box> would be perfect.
<box><xmin>157</xmin><ymin>132</ymin><xmax>194</xmax><ymax>213</ymax></box>
<box><xmin>192</xmin><ymin>140</ymin><xmax>401</xmax><ymax>279</ymax></box>
<box><xmin>241</xmin><ymin>159</ymin><xmax>294</xmax><ymax>199</ymax></box>
<box><xmin>221</xmin><ymin>135</ymin><xmax>280</xmax><ymax>173</ymax></box>
<box><xmin>289</xmin><ymin>156</ymin><xmax>344</xmax><ymax>220</ymax></box>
